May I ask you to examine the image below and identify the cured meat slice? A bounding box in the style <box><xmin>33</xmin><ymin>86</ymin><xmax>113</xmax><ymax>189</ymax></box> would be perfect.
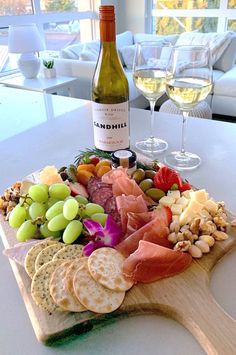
<box><xmin>104</xmin><ymin>196</ymin><xmax>121</xmax><ymax>224</ymax></box>
<box><xmin>87</xmin><ymin>177</ymin><xmax>111</xmax><ymax>197</ymax></box>
<box><xmin>116</xmin><ymin>195</ymin><xmax>148</xmax><ymax>234</ymax></box>
<box><xmin>91</xmin><ymin>187</ymin><xmax>113</xmax><ymax>208</ymax></box>
<box><xmin>112</xmin><ymin>177</ymin><xmax>144</xmax><ymax>198</ymax></box>
<box><xmin>102</xmin><ymin>167</ymin><xmax>128</xmax><ymax>184</ymax></box>
<box><xmin>116</xmin><ymin>216</ymin><xmax>171</xmax><ymax>257</ymax></box>
<box><xmin>123</xmin><ymin>240</ymin><xmax>192</xmax><ymax>283</ymax></box>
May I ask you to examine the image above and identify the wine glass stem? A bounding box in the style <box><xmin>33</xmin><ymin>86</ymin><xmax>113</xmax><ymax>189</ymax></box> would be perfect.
<box><xmin>180</xmin><ymin>110</ymin><xmax>189</xmax><ymax>155</ymax></box>
<box><xmin>149</xmin><ymin>99</ymin><xmax>156</xmax><ymax>139</ymax></box>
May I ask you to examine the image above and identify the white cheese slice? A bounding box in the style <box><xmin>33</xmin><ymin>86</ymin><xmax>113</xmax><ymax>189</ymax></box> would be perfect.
<box><xmin>181</xmin><ymin>189</ymin><xmax>194</xmax><ymax>199</ymax></box>
<box><xmin>159</xmin><ymin>196</ymin><xmax>175</xmax><ymax>207</ymax></box>
<box><xmin>179</xmin><ymin>199</ymin><xmax>203</xmax><ymax>225</ymax></box>
<box><xmin>204</xmin><ymin>199</ymin><xmax>218</xmax><ymax>215</ymax></box>
<box><xmin>171</xmin><ymin>204</ymin><xmax>183</xmax><ymax>215</ymax></box>
<box><xmin>176</xmin><ymin>196</ymin><xmax>189</xmax><ymax>207</ymax></box>
<box><xmin>190</xmin><ymin>189</ymin><xmax>209</xmax><ymax>204</ymax></box>
<box><xmin>167</xmin><ymin>190</ymin><xmax>181</xmax><ymax>200</ymax></box>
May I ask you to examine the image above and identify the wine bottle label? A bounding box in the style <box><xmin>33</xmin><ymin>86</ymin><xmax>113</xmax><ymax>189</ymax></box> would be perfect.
<box><xmin>92</xmin><ymin>101</ymin><xmax>129</xmax><ymax>151</ymax></box>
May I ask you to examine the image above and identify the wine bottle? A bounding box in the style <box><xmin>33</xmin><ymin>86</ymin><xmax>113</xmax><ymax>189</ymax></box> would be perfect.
<box><xmin>92</xmin><ymin>5</ymin><xmax>130</xmax><ymax>152</ymax></box>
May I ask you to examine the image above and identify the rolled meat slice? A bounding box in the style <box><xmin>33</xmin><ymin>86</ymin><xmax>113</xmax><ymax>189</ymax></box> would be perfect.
<box><xmin>123</xmin><ymin>240</ymin><xmax>192</xmax><ymax>283</ymax></box>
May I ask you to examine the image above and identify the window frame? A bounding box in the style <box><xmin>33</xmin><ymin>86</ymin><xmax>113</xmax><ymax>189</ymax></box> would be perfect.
<box><xmin>146</xmin><ymin>0</ymin><xmax>236</xmax><ymax>33</ymax></box>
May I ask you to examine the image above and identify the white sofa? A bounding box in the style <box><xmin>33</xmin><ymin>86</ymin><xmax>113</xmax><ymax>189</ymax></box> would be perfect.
<box><xmin>53</xmin><ymin>31</ymin><xmax>236</xmax><ymax>117</ymax></box>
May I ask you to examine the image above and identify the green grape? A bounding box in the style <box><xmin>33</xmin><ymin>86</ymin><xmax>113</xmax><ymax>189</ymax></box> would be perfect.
<box><xmin>85</xmin><ymin>203</ymin><xmax>104</xmax><ymax>217</ymax></box>
<box><xmin>40</xmin><ymin>184</ymin><xmax>49</xmax><ymax>194</ymax></box>
<box><xmin>47</xmin><ymin>197</ymin><xmax>60</xmax><ymax>208</ymax></box>
<box><xmin>74</xmin><ymin>195</ymin><xmax>88</xmax><ymax>205</ymax></box>
<box><xmin>16</xmin><ymin>220</ymin><xmax>37</xmax><ymax>242</ymax></box>
<box><xmin>9</xmin><ymin>205</ymin><xmax>27</xmax><ymax>228</ymax></box>
<box><xmin>19</xmin><ymin>195</ymin><xmax>33</xmax><ymax>206</ymax></box>
<box><xmin>91</xmin><ymin>213</ymin><xmax>108</xmax><ymax>226</ymax></box>
<box><xmin>63</xmin><ymin>198</ymin><xmax>79</xmax><ymax>221</ymax></box>
<box><xmin>63</xmin><ymin>220</ymin><xmax>83</xmax><ymax>244</ymax></box>
<box><xmin>28</xmin><ymin>184</ymin><xmax>48</xmax><ymax>203</ymax></box>
<box><xmin>29</xmin><ymin>202</ymin><xmax>46</xmax><ymax>220</ymax></box>
<box><xmin>39</xmin><ymin>222</ymin><xmax>61</xmax><ymax>238</ymax></box>
<box><xmin>48</xmin><ymin>213</ymin><xmax>70</xmax><ymax>231</ymax></box>
<box><xmin>46</xmin><ymin>201</ymin><xmax>64</xmax><ymax>221</ymax></box>
<box><xmin>49</xmin><ymin>183</ymin><xmax>71</xmax><ymax>200</ymax></box>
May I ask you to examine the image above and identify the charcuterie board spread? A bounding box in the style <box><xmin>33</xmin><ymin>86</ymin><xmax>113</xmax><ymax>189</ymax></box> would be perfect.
<box><xmin>1</xmin><ymin>149</ymin><xmax>236</xmax><ymax>354</ymax></box>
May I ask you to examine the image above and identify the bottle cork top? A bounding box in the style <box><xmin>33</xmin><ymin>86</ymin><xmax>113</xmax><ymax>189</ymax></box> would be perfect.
<box><xmin>99</xmin><ymin>5</ymin><xmax>115</xmax><ymax>21</ymax></box>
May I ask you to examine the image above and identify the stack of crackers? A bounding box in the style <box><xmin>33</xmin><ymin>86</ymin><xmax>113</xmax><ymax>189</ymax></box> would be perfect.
<box><xmin>24</xmin><ymin>240</ymin><xmax>133</xmax><ymax>314</ymax></box>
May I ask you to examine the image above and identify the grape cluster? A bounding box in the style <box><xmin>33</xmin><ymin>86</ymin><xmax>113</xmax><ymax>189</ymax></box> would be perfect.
<box><xmin>9</xmin><ymin>183</ymin><xmax>108</xmax><ymax>244</ymax></box>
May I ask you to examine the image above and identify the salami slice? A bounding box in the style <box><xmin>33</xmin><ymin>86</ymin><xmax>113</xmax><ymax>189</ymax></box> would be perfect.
<box><xmin>104</xmin><ymin>196</ymin><xmax>121</xmax><ymax>223</ymax></box>
<box><xmin>87</xmin><ymin>177</ymin><xmax>111</xmax><ymax>197</ymax></box>
<box><xmin>91</xmin><ymin>187</ymin><xmax>113</xmax><ymax>208</ymax></box>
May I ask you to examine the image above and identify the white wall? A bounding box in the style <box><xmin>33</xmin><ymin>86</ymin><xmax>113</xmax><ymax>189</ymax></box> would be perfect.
<box><xmin>101</xmin><ymin>0</ymin><xmax>145</xmax><ymax>34</ymax></box>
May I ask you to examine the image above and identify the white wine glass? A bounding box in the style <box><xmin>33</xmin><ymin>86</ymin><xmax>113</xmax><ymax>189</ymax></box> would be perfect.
<box><xmin>133</xmin><ymin>41</ymin><xmax>171</xmax><ymax>154</ymax></box>
<box><xmin>165</xmin><ymin>45</ymin><xmax>212</xmax><ymax>170</ymax></box>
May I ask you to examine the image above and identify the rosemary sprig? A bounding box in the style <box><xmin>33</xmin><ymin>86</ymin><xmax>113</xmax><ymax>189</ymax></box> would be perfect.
<box><xmin>74</xmin><ymin>148</ymin><xmax>159</xmax><ymax>171</ymax></box>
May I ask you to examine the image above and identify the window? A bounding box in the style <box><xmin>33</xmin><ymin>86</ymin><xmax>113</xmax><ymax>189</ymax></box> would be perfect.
<box><xmin>0</xmin><ymin>0</ymin><xmax>100</xmax><ymax>75</ymax></box>
<box><xmin>148</xmin><ymin>0</ymin><xmax>236</xmax><ymax>35</ymax></box>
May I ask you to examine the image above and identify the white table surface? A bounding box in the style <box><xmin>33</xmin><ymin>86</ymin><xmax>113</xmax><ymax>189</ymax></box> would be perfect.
<box><xmin>0</xmin><ymin>73</ymin><xmax>78</xmax><ymax>93</ymax></box>
<box><xmin>0</xmin><ymin>87</ymin><xmax>236</xmax><ymax>355</ymax></box>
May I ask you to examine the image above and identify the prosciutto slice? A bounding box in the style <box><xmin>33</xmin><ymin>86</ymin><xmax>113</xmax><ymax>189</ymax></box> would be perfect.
<box><xmin>123</xmin><ymin>240</ymin><xmax>192</xmax><ymax>283</ymax></box>
<box><xmin>116</xmin><ymin>195</ymin><xmax>148</xmax><ymax>234</ymax></box>
<box><xmin>116</xmin><ymin>215</ymin><xmax>171</xmax><ymax>257</ymax></box>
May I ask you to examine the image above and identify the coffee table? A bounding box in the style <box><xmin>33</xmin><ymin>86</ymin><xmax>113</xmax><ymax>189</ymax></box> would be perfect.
<box><xmin>0</xmin><ymin>87</ymin><xmax>236</xmax><ymax>355</ymax></box>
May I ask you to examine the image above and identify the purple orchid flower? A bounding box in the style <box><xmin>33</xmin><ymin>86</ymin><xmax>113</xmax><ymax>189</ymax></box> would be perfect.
<box><xmin>82</xmin><ymin>215</ymin><xmax>122</xmax><ymax>256</ymax></box>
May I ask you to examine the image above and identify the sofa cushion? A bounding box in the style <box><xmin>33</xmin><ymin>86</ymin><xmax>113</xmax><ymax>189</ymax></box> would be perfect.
<box><xmin>134</xmin><ymin>33</ymin><xmax>179</xmax><ymax>45</ymax></box>
<box><xmin>214</xmin><ymin>35</ymin><xmax>236</xmax><ymax>72</ymax></box>
<box><xmin>116</xmin><ymin>31</ymin><xmax>133</xmax><ymax>65</ymax></box>
<box><xmin>79</xmin><ymin>41</ymin><xmax>100</xmax><ymax>61</ymax></box>
<box><xmin>60</xmin><ymin>43</ymin><xmax>84</xmax><ymax>59</ymax></box>
<box><xmin>175</xmin><ymin>31</ymin><xmax>234</xmax><ymax>65</ymax></box>
<box><xmin>213</xmin><ymin>64</ymin><xmax>236</xmax><ymax>97</ymax></box>
<box><xmin>120</xmin><ymin>41</ymin><xmax>168</xmax><ymax>69</ymax></box>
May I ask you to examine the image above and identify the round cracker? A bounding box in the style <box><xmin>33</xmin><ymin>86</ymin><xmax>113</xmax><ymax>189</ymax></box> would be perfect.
<box><xmin>88</xmin><ymin>248</ymin><xmax>133</xmax><ymax>292</ymax></box>
<box><xmin>64</xmin><ymin>257</ymin><xmax>88</xmax><ymax>301</ymax></box>
<box><xmin>52</xmin><ymin>244</ymin><xmax>83</xmax><ymax>261</ymax></box>
<box><xmin>35</xmin><ymin>243</ymin><xmax>65</xmax><ymax>271</ymax></box>
<box><xmin>73</xmin><ymin>263</ymin><xmax>125</xmax><ymax>314</ymax></box>
<box><xmin>31</xmin><ymin>260</ymin><xmax>64</xmax><ymax>313</ymax></box>
<box><xmin>49</xmin><ymin>260</ymin><xmax>86</xmax><ymax>312</ymax></box>
<box><xmin>24</xmin><ymin>240</ymin><xmax>59</xmax><ymax>279</ymax></box>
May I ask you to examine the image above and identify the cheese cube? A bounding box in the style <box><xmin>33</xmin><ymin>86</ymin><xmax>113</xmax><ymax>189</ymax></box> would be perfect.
<box><xmin>204</xmin><ymin>199</ymin><xmax>218</xmax><ymax>215</ymax></box>
<box><xmin>179</xmin><ymin>200</ymin><xmax>203</xmax><ymax>225</ymax></box>
<box><xmin>181</xmin><ymin>189</ymin><xmax>193</xmax><ymax>199</ymax></box>
<box><xmin>167</xmin><ymin>190</ymin><xmax>181</xmax><ymax>200</ymax></box>
<box><xmin>171</xmin><ymin>204</ymin><xmax>183</xmax><ymax>215</ymax></box>
<box><xmin>159</xmin><ymin>196</ymin><xmax>175</xmax><ymax>207</ymax></box>
<box><xmin>190</xmin><ymin>189</ymin><xmax>209</xmax><ymax>204</ymax></box>
<box><xmin>176</xmin><ymin>196</ymin><xmax>189</xmax><ymax>207</ymax></box>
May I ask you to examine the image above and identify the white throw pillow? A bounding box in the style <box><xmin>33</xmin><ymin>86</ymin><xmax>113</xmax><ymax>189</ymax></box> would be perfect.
<box><xmin>175</xmin><ymin>31</ymin><xmax>234</xmax><ymax>65</ymax></box>
<box><xmin>79</xmin><ymin>41</ymin><xmax>100</xmax><ymax>62</ymax></box>
<box><xmin>134</xmin><ymin>33</ymin><xmax>179</xmax><ymax>45</ymax></box>
<box><xmin>214</xmin><ymin>35</ymin><xmax>236</xmax><ymax>72</ymax></box>
<box><xmin>60</xmin><ymin>43</ymin><xmax>84</xmax><ymax>59</ymax></box>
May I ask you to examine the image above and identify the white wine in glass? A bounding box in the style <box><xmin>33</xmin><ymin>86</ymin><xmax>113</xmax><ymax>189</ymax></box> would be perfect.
<box><xmin>165</xmin><ymin>45</ymin><xmax>212</xmax><ymax>170</ymax></box>
<box><xmin>133</xmin><ymin>42</ymin><xmax>171</xmax><ymax>154</ymax></box>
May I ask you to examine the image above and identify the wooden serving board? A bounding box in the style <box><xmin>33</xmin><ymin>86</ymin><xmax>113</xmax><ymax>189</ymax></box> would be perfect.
<box><xmin>1</xmin><ymin>213</ymin><xmax>236</xmax><ymax>354</ymax></box>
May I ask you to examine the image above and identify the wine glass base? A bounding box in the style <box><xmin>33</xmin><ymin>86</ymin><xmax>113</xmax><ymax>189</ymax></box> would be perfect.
<box><xmin>164</xmin><ymin>151</ymin><xmax>201</xmax><ymax>171</ymax></box>
<box><xmin>135</xmin><ymin>137</ymin><xmax>168</xmax><ymax>154</ymax></box>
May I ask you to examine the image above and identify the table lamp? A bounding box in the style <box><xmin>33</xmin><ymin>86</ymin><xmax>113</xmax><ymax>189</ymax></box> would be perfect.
<box><xmin>8</xmin><ymin>24</ymin><xmax>45</xmax><ymax>79</ymax></box>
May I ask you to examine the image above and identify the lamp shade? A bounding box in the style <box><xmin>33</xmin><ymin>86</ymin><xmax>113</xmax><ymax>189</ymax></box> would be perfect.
<box><xmin>8</xmin><ymin>24</ymin><xmax>45</xmax><ymax>53</ymax></box>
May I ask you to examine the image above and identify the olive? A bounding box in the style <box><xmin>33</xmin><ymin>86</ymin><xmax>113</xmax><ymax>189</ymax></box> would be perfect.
<box><xmin>144</xmin><ymin>170</ymin><xmax>156</xmax><ymax>180</ymax></box>
<box><xmin>146</xmin><ymin>188</ymin><xmax>165</xmax><ymax>202</ymax></box>
<box><xmin>139</xmin><ymin>179</ymin><xmax>153</xmax><ymax>192</ymax></box>
<box><xmin>132</xmin><ymin>168</ymin><xmax>145</xmax><ymax>184</ymax></box>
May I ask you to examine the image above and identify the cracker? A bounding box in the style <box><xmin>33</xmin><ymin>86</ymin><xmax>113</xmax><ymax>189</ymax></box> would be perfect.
<box><xmin>24</xmin><ymin>240</ymin><xmax>59</xmax><ymax>279</ymax></box>
<box><xmin>73</xmin><ymin>263</ymin><xmax>125</xmax><ymax>314</ymax></box>
<box><xmin>31</xmin><ymin>260</ymin><xmax>64</xmax><ymax>313</ymax></box>
<box><xmin>64</xmin><ymin>257</ymin><xmax>88</xmax><ymax>301</ymax></box>
<box><xmin>88</xmin><ymin>248</ymin><xmax>133</xmax><ymax>292</ymax></box>
<box><xmin>52</xmin><ymin>244</ymin><xmax>83</xmax><ymax>261</ymax></box>
<box><xmin>49</xmin><ymin>260</ymin><xmax>86</xmax><ymax>312</ymax></box>
<box><xmin>35</xmin><ymin>243</ymin><xmax>65</xmax><ymax>271</ymax></box>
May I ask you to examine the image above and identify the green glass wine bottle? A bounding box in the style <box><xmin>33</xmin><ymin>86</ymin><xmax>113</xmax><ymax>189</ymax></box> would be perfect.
<box><xmin>92</xmin><ymin>5</ymin><xmax>130</xmax><ymax>152</ymax></box>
